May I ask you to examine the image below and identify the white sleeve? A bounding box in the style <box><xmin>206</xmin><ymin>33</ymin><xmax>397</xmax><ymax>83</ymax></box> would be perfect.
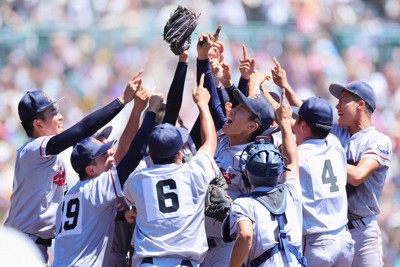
<box><xmin>189</xmin><ymin>151</ymin><xmax>219</xmax><ymax>185</ymax></box>
<box><xmin>361</xmin><ymin>132</ymin><xmax>392</xmax><ymax>167</ymax></box>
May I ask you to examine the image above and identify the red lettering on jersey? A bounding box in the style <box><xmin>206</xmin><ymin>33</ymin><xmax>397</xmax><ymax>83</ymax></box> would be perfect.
<box><xmin>53</xmin><ymin>165</ymin><xmax>66</xmax><ymax>186</ymax></box>
<box><xmin>219</xmin><ymin>167</ymin><xmax>236</xmax><ymax>184</ymax></box>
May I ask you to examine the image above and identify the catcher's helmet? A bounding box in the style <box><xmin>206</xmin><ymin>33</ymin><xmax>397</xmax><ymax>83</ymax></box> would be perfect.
<box><xmin>240</xmin><ymin>140</ymin><xmax>286</xmax><ymax>187</ymax></box>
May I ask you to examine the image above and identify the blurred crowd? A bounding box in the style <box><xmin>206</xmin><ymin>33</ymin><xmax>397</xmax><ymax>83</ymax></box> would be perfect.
<box><xmin>0</xmin><ymin>0</ymin><xmax>400</xmax><ymax>265</ymax></box>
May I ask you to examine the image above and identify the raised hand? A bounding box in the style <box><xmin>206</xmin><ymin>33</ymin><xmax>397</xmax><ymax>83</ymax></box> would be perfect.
<box><xmin>220</xmin><ymin>62</ymin><xmax>233</xmax><ymax>88</ymax></box>
<box><xmin>239</xmin><ymin>45</ymin><xmax>255</xmax><ymax>80</ymax></box>
<box><xmin>271</xmin><ymin>57</ymin><xmax>289</xmax><ymax>89</ymax></box>
<box><xmin>197</xmin><ymin>34</ymin><xmax>214</xmax><ymax>60</ymax></box>
<box><xmin>119</xmin><ymin>70</ymin><xmax>143</xmax><ymax>105</ymax></box>
<box><xmin>210</xmin><ymin>58</ymin><xmax>223</xmax><ymax>85</ymax></box>
<box><xmin>147</xmin><ymin>93</ymin><xmax>164</xmax><ymax>113</ymax></box>
<box><xmin>275</xmin><ymin>89</ymin><xmax>292</xmax><ymax>126</ymax></box>
<box><xmin>133</xmin><ymin>85</ymin><xmax>150</xmax><ymax>112</ymax></box>
<box><xmin>192</xmin><ymin>73</ymin><xmax>211</xmax><ymax>107</ymax></box>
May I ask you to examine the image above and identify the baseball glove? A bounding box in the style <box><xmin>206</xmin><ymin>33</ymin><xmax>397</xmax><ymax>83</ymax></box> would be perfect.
<box><xmin>163</xmin><ymin>5</ymin><xmax>200</xmax><ymax>55</ymax></box>
<box><xmin>205</xmin><ymin>173</ymin><xmax>231</xmax><ymax>222</ymax></box>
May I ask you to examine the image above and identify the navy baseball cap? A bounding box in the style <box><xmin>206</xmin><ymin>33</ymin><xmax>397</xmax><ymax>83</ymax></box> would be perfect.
<box><xmin>233</xmin><ymin>89</ymin><xmax>274</xmax><ymax>132</ymax></box>
<box><xmin>148</xmin><ymin>123</ymin><xmax>189</xmax><ymax>160</ymax></box>
<box><xmin>292</xmin><ymin>97</ymin><xmax>333</xmax><ymax>126</ymax></box>
<box><xmin>71</xmin><ymin>137</ymin><xmax>116</xmax><ymax>174</ymax></box>
<box><xmin>329</xmin><ymin>81</ymin><xmax>376</xmax><ymax>112</ymax></box>
<box><xmin>18</xmin><ymin>90</ymin><xmax>64</xmax><ymax>122</ymax></box>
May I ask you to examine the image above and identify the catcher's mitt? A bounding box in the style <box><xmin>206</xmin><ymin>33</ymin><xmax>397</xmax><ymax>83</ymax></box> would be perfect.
<box><xmin>205</xmin><ymin>173</ymin><xmax>231</xmax><ymax>222</ymax></box>
<box><xmin>163</xmin><ymin>5</ymin><xmax>200</xmax><ymax>55</ymax></box>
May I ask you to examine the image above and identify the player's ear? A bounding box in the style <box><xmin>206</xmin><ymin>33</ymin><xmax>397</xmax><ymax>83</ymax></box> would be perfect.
<box><xmin>176</xmin><ymin>150</ymin><xmax>183</xmax><ymax>164</ymax></box>
<box><xmin>32</xmin><ymin>118</ymin><xmax>44</xmax><ymax>131</ymax></box>
<box><xmin>247</xmin><ymin>120</ymin><xmax>259</xmax><ymax>133</ymax></box>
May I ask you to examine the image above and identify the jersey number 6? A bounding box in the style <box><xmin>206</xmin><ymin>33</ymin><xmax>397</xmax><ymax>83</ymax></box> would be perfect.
<box><xmin>156</xmin><ymin>179</ymin><xmax>179</xmax><ymax>213</ymax></box>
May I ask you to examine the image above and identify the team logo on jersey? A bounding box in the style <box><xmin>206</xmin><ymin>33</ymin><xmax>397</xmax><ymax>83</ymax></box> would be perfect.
<box><xmin>53</xmin><ymin>165</ymin><xmax>66</xmax><ymax>186</ymax></box>
<box><xmin>219</xmin><ymin>167</ymin><xmax>237</xmax><ymax>184</ymax></box>
<box><xmin>377</xmin><ymin>145</ymin><xmax>390</xmax><ymax>155</ymax></box>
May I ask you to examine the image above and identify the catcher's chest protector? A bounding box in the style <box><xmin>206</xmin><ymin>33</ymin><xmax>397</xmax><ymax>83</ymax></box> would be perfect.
<box><xmin>249</xmin><ymin>186</ymin><xmax>308</xmax><ymax>267</ymax></box>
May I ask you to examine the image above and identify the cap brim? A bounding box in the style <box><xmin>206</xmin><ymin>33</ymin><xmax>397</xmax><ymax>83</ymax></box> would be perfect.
<box><xmin>93</xmin><ymin>139</ymin><xmax>116</xmax><ymax>158</ymax></box>
<box><xmin>176</xmin><ymin>127</ymin><xmax>189</xmax><ymax>144</ymax></box>
<box><xmin>37</xmin><ymin>96</ymin><xmax>66</xmax><ymax>113</ymax></box>
<box><xmin>329</xmin><ymin>84</ymin><xmax>347</xmax><ymax>99</ymax></box>
<box><xmin>233</xmin><ymin>89</ymin><xmax>257</xmax><ymax>115</ymax></box>
<box><xmin>94</xmin><ymin>126</ymin><xmax>113</xmax><ymax>141</ymax></box>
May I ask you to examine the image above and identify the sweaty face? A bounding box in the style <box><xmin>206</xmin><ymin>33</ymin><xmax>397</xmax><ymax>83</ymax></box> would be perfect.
<box><xmin>41</xmin><ymin>105</ymin><xmax>64</xmax><ymax>135</ymax></box>
<box><xmin>335</xmin><ymin>91</ymin><xmax>358</xmax><ymax>127</ymax></box>
<box><xmin>222</xmin><ymin>102</ymin><xmax>257</xmax><ymax>138</ymax></box>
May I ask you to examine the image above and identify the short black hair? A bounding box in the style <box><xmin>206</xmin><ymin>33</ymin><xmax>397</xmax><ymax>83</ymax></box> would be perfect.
<box><xmin>249</xmin><ymin>113</ymin><xmax>263</xmax><ymax>141</ymax></box>
<box><xmin>21</xmin><ymin>110</ymin><xmax>46</xmax><ymax>137</ymax></box>
<box><xmin>298</xmin><ymin>116</ymin><xmax>331</xmax><ymax>139</ymax></box>
<box><xmin>350</xmin><ymin>93</ymin><xmax>373</xmax><ymax>114</ymax></box>
<box><xmin>151</xmin><ymin>152</ymin><xmax>179</xmax><ymax>165</ymax></box>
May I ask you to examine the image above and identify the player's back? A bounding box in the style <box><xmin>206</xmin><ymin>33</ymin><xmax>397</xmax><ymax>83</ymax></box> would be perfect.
<box><xmin>298</xmin><ymin>134</ymin><xmax>348</xmax><ymax>235</ymax></box>
<box><xmin>125</xmin><ymin>151</ymin><xmax>217</xmax><ymax>263</ymax></box>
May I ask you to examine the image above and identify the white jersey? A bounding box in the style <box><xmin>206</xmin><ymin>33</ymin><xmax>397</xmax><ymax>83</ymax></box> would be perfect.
<box><xmin>299</xmin><ymin>134</ymin><xmax>348</xmax><ymax>235</ymax></box>
<box><xmin>331</xmin><ymin>125</ymin><xmax>392</xmax><ymax>219</ymax></box>
<box><xmin>124</xmin><ymin>151</ymin><xmax>218</xmax><ymax>263</ymax></box>
<box><xmin>204</xmin><ymin>134</ymin><xmax>252</xmax><ymax>238</ymax></box>
<box><xmin>54</xmin><ymin>168</ymin><xmax>122</xmax><ymax>267</ymax></box>
<box><xmin>5</xmin><ymin>136</ymin><xmax>67</xmax><ymax>239</ymax></box>
<box><xmin>229</xmin><ymin>177</ymin><xmax>303</xmax><ymax>267</ymax></box>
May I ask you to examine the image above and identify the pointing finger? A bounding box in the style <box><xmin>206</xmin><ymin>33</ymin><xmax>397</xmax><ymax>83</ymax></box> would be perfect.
<box><xmin>199</xmin><ymin>73</ymin><xmax>205</xmax><ymax>88</ymax></box>
<box><xmin>242</xmin><ymin>44</ymin><xmax>248</xmax><ymax>59</ymax></box>
<box><xmin>273</xmin><ymin>57</ymin><xmax>281</xmax><ymax>70</ymax></box>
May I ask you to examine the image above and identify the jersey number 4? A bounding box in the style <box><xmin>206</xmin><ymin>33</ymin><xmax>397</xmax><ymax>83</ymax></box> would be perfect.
<box><xmin>321</xmin><ymin>159</ymin><xmax>339</xmax><ymax>193</ymax></box>
<box><xmin>59</xmin><ymin>198</ymin><xmax>80</xmax><ymax>233</ymax></box>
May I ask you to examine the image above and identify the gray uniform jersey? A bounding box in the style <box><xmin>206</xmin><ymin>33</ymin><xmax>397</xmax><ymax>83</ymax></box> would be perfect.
<box><xmin>124</xmin><ymin>151</ymin><xmax>218</xmax><ymax>263</ymax></box>
<box><xmin>5</xmin><ymin>136</ymin><xmax>67</xmax><ymax>239</ymax></box>
<box><xmin>54</xmin><ymin>168</ymin><xmax>122</xmax><ymax>267</ymax></box>
<box><xmin>229</xmin><ymin>177</ymin><xmax>303</xmax><ymax>267</ymax></box>
<box><xmin>331</xmin><ymin>125</ymin><xmax>392</xmax><ymax>219</ymax></box>
<box><xmin>299</xmin><ymin>134</ymin><xmax>348</xmax><ymax>235</ymax></box>
<box><xmin>204</xmin><ymin>134</ymin><xmax>251</xmax><ymax>238</ymax></box>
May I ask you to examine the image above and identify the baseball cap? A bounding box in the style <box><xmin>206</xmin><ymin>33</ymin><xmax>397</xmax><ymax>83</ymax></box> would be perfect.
<box><xmin>233</xmin><ymin>89</ymin><xmax>274</xmax><ymax>132</ymax></box>
<box><xmin>242</xmin><ymin>140</ymin><xmax>286</xmax><ymax>187</ymax></box>
<box><xmin>94</xmin><ymin>126</ymin><xmax>113</xmax><ymax>141</ymax></box>
<box><xmin>329</xmin><ymin>81</ymin><xmax>376</xmax><ymax>112</ymax></box>
<box><xmin>71</xmin><ymin>137</ymin><xmax>116</xmax><ymax>174</ymax></box>
<box><xmin>292</xmin><ymin>97</ymin><xmax>333</xmax><ymax>126</ymax></box>
<box><xmin>18</xmin><ymin>90</ymin><xmax>64</xmax><ymax>122</ymax></box>
<box><xmin>148</xmin><ymin>123</ymin><xmax>189</xmax><ymax>160</ymax></box>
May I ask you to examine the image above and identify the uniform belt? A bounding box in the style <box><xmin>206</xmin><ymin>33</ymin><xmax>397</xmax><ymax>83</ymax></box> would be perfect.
<box><xmin>35</xmin><ymin>236</ymin><xmax>52</xmax><ymax>247</ymax></box>
<box><xmin>347</xmin><ymin>218</ymin><xmax>367</xmax><ymax>230</ymax></box>
<box><xmin>207</xmin><ymin>237</ymin><xmax>218</xmax><ymax>249</ymax></box>
<box><xmin>141</xmin><ymin>257</ymin><xmax>193</xmax><ymax>267</ymax></box>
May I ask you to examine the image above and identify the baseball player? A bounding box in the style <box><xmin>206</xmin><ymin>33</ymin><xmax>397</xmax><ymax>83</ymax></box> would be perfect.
<box><xmin>4</xmin><ymin>70</ymin><xmax>142</xmax><ymax>264</ymax></box>
<box><xmin>227</xmin><ymin>89</ymin><xmax>306</xmax><ymax>267</ymax></box>
<box><xmin>329</xmin><ymin>81</ymin><xmax>392</xmax><ymax>267</ymax></box>
<box><xmin>194</xmin><ymin>34</ymin><xmax>275</xmax><ymax>266</ymax></box>
<box><xmin>123</xmin><ymin>74</ymin><xmax>219</xmax><ymax>267</ymax></box>
<box><xmin>292</xmin><ymin>97</ymin><xmax>354</xmax><ymax>266</ymax></box>
<box><xmin>271</xmin><ymin>58</ymin><xmax>392</xmax><ymax>266</ymax></box>
<box><xmin>54</xmin><ymin>91</ymin><xmax>163</xmax><ymax>266</ymax></box>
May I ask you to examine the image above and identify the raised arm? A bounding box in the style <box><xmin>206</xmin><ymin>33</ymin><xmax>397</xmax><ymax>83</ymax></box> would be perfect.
<box><xmin>271</xmin><ymin>57</ymin><xmax>302</xmax><ymax>107</ymax></box>
<box><xmin>193</xmin><ymin>74</ymin><xmax>217</xmax><ymax>156</ymax></box>
<box><xmin>46</xmin><ymin>71</ymin><xmax>139</xmax><ymax>155</ymax></box>
<box><xmin>116</xmin><ymin>93</ymin><xmax>164</xmax><ymax>185</ymax></box>
<box><xmin>197</xmin><ymin>31</ymin><xmax>227</xmax><ymax>130</ymax></box>
<box><xmin>162</xmin><ymin>51</ymin><xmax>189</xmax><ymax>125</ymax></box>
<box><xmin>275</xmin><ymin>89</ymin><xmax>299</xmax><ymax>181</ymax></box>
<box><xmin>114</xmin><ymin>76</ymin><xmax>150</xmax><ymax>164</ymax></box>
